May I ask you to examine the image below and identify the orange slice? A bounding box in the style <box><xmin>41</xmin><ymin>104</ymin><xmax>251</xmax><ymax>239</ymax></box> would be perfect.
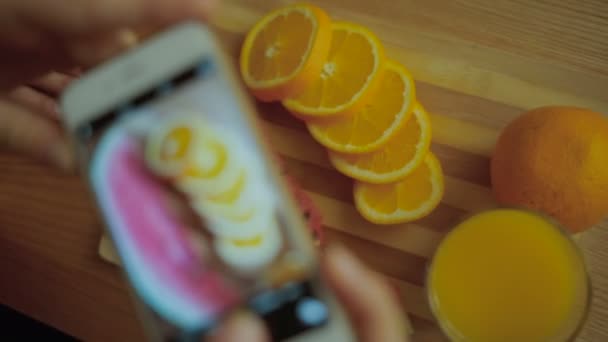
<box><xmin>354</xmin><ymin>153</ymin><xmax>444</xmax><ymax>224</ymax></box>
<box><xmin>240</xmin><ymin>4</ymin><xmax>332</xmax><ymax>101</ymax></box>
<box><xmin>283</xmin><ymin>22</ymin><xmax>386</xmax><ymax>118</ymax></box>
<box><xmin>329</xmin><ymin>103</ymin><xmax>432</xmax><ymax>183</ymax></box>
<box><xmin>307</xmin><ymin>61</ymin><xmax>415</xmax><ymax>153</ymax></box>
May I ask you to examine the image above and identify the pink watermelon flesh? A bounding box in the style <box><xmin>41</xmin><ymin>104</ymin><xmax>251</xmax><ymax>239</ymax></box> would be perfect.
<box><xmin>92</xmin><ymin>131</ymin><xmax>239</xmax><ymax>330</ymax></box>
<box><xmin>92</xmin><ymin>129</ymin><xmax>324</xmax><ymax>330</ymax></box>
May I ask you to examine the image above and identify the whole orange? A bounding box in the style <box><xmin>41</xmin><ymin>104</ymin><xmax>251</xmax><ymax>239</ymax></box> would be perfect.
<box><xmin>491</xmin><ymin>107</ymin><xmax>608</xmax><ymax>233</ymax></box>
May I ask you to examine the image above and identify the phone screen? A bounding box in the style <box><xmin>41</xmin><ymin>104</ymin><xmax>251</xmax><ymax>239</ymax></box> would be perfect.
<box><xmin>83</xmin><ymin>57</ymin><xmax>330</xmax><ymax>338</ymax></box>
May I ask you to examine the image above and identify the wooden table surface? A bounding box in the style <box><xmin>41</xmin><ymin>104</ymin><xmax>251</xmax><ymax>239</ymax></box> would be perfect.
<box><xmin>1</xmin><ymin>0</ymin><xmax>607</xmax><ymax>341</ymax></box>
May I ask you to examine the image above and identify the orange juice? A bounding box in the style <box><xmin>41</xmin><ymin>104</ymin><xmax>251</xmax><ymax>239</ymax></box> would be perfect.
<box><xmin>428</xmin><ymin>209</ymin><xmax>588</xmax><ymax>341</ymax></box>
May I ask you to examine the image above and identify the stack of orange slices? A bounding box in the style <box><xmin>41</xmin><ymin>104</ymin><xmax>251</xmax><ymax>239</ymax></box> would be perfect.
<box><xmin>240</xmin><ymin>3</ymin><xmax>444</xmax><ymax>224</ymax></box>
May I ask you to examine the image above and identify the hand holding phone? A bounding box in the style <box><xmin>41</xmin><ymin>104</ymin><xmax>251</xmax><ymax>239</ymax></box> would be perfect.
<box><xmin>212</xmin><ymin>245</ymin><xmax>411</xmax><ymax>342</ymax></box>
<box><xmin>61</xmin><ymin>23</ymin><xmax>354</xmax><ymax>341</ymax></box>
<box><xmin>0</xmin><ymin>0</ymin><xmax>215</xmax><ymax>171</ymax></box>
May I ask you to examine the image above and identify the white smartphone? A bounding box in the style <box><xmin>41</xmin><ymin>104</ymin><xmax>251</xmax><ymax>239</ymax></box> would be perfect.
<box><xmin>61</xmin><ymin>22</ymin><xmax>353</xmax><ymax>341</ymax></box>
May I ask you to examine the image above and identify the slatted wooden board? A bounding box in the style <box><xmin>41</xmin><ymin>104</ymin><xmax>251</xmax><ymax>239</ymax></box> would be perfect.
<box><xmin>101</xmin><ymin>1</ymin><xmax>608</xmax><ymax>340</ymax></box>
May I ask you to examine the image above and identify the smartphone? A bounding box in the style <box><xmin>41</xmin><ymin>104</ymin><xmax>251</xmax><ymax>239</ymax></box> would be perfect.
<box><xmin>61</xmin><ymin>22</ymin><xmax>354</xmax><ymax>341</ymax></box>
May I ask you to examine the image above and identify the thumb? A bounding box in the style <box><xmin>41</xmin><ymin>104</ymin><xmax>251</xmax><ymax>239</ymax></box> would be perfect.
<box><xmin>322</xmin><ymin>245</ymin><xmax>411</xmax><ymax>341</ymax></box>
<box><xmin>207</xmin><ymin>312</ymin><xmax>269</xmax><ymax>342</ymax></box>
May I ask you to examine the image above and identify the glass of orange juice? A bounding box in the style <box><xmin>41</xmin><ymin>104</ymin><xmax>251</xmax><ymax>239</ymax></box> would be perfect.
<box><xmin>427</xmin><ymin>209</ymin><xmax>589</xmax><ymax>341</ymax></box>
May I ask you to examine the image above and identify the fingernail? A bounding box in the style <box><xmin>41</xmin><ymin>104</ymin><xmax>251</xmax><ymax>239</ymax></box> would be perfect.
<box><xmin>48</xmin><ymin>142</ymin><xmax>76</xmax><ymax>173</ymax></box>
<box><xmin>117</xmin><ymin>29</ymin><xmax>138</xmax><ymax>48</ymax></box>
<box><xmin>68</xmin><ymin>67</ymin><xmax>83</xmax><ymax>77</ymax></box>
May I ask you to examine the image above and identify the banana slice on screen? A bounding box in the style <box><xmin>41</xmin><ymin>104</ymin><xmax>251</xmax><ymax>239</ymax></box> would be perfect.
<box><xmin>176</xmin><ymin>148</ymin><xmax>239</xmax><ymax>199</ymax></box>
<box><xmin>175</xmin><ymin>128</ymin><xmax>257</xmax><ymax>199</ymax></box>
<box><xmin>191</xmin><ymin>196</ymin><xmax>277</xmax><ymax>239</ymax></box>
<box><xmin>214</xmin><ymin>225</ymin><xmax>283</xmax><ymax>272</ymax></box>
<box><xmin>145</xmin><ymin>115</ymin><xmax>206</xmax><ymax>178</ymax></box>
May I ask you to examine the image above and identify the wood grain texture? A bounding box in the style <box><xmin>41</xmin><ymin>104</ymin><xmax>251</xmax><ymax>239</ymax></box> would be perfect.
<box><xmin>0</xmin><ymin>0</ymin><xmax>607</xmax><ymax>341</ymax></box>
<box><xmin>0</xmin><ymin>157</ymin><xmax>145</xmax><ymax>341</ymax></box>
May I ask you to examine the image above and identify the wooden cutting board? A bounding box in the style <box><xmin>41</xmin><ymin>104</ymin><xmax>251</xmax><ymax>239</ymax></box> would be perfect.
<box><xmin>100</xmin><ymin>1</ymin><xmax>608</xmax><ymax>340</ymax></box>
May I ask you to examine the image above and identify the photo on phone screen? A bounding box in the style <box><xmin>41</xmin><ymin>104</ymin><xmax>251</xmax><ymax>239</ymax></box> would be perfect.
<box><xmin>83</xmin><ymin>56</ymin><xmax>331</xmax><ymax>339</ymax></box>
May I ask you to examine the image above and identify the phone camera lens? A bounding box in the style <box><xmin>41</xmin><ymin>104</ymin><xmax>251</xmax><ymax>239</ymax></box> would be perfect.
<box><xmin>296</xmin><ymin>297</ymin><xmax>328</xmax><ymax>327</ymax></box>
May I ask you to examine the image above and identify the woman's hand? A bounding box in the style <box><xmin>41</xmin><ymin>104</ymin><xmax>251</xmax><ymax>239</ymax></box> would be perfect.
<box><xmin>0</xmin><ymin>0</ymin><xmax>217</xmax><ymax>171</ymax></box>
<box><xmin>323</xmin><ymin>245</ymin><xmax>411</xmax><ymax>341</ymax></box>
<box><xmin>0</xmin><ymin>0</ymin><xmax>217</xmax><ymax>88</ymax></box>
<box><xmin>210</xmin><ymin>245</ymin><xmax>411</xmax><ymax>342</ymax></box>
<box><xmin>1</xmin><ymin>70</ymin><xmax>78</xmax><ymax>170</ymax></box>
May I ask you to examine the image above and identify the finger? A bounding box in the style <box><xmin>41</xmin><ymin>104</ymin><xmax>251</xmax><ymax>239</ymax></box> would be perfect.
<box><xmin>133</xmin><ymin>24</ymin><xmax>168</xmax><ymax>41</ymax></box>
<box><xmin>323</xmin><ymin>245</ymin><xmax>410</xmax><ymax>342</ymax></box>
<box><xmin>29</xmin><ymin>71</ymin><xmax>75</xmax><ymax>96</ymax></box>
<box><xmin>64</xmin><ymin>67</ymin><xmax>83</xmax><ymax>77</ymax></box>
<box><xmin>20</xmin><ymin>0</ymin><xmax>218</xmax><ymax>35</ymax></box>
<box><xmin>0</xmin><ymin>53</ymin><xmax>66</xmax><ymax>92</ymax></box>
<box><xmin>207</xmin><ymin>312</ymin><xmax>269</xmax><ymax>342</ymax></box>
<box><xmin>0</xmin><ymin>99</ymin><xmax>75</xmax><ymax>171</ymax></box>
<box><xmin>7</xmin><ymin>86</ymin><xmax>61</xmax><ymax>119</ymax></box>
<box><xmin>66</xmin><ymin>29</ymin><xmax>139</xmax><ymax>67</ymax></box>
